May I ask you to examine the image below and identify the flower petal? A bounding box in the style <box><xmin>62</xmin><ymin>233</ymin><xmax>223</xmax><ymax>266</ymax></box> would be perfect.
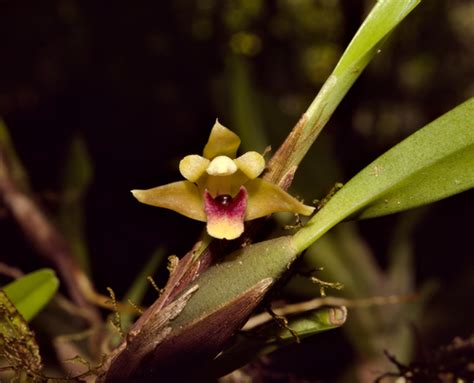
<box><xmin>179</xmin><ymin>155</ymin><xmax>210</xmax><ymax>182</ymax></box>
<box><xmin>203</xmin><ymin>120</ymin><xmax>241</xmax><ymax>159</ymax></box>
<box><xmin>204</xmin><ymin>187</ymin><xmax>247</xmax><ymax>240</ymax></box>
<box><xmin>131</xmin><ymin>181</ymin><xmax>206</xmax><ymax>222</ymax></box>
<box><xmin>234</xmin><ymin>151</ymin><xmax>265</xmax><ymax>179</ymax></box>
<box><xmin>245</xmin><ymin>179</ymin><xmax>314</xmax><ymax>220</ymax></box>
<box><xmin>206</xmin><ymin>156</ymin><xmax>238</xmax><ymax>176</ymax></box>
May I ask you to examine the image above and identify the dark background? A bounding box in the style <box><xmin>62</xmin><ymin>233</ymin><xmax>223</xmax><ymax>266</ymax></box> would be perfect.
<box><xmin>1</xmin><ymin>0</ymin><xmax>473</xmax><ymax>381</ymax></box>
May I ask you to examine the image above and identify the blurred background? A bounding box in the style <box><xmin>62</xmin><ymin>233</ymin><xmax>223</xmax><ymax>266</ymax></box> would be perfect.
<box><xmin>1</xmin><ymin>0</ymin><xmax>473</xmax><ymax>381</ymax></box>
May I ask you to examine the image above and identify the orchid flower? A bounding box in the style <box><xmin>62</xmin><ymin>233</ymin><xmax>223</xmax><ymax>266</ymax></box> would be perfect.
<box><xmin>131</xmin><ymin>120</ymin><xmax>314</xmax><ymax>240</ymax></box>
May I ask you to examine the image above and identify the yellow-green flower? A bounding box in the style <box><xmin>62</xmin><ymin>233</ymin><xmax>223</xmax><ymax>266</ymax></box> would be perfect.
<box><xmin>131</xmin><ymin>120</ymin><xmax>314</xmax><ymax>240</ymax></box>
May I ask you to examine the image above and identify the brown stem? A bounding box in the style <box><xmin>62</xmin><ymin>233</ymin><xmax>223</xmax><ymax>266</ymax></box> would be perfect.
<box><xmin>0</xmin><ymin>262</ymin><xmax>24</xmax><ymax>279</ymax></box>
<box><xmin>264</xmin><ymin>113</ymin><xmax>308</xmax><ymax>187</ymax></box>
<box><xmin>0</xmin><ymin>145</ymin><xmax>101</xmax><ymax>325</ymax></box>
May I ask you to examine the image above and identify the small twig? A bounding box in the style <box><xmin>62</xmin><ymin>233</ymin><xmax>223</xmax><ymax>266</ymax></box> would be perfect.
<box><xmin>310</xmin><ymin>276</ymin><xmax>344</xmax><ymax>297</ymax></box>
<box><xmin>313</xmin><ymin>182</ymin><xmax>344</xmax><ymax>211</ymax></box>
<box><xmin>127</xmin><ymin>299</ymin><xmax>144</xmax><ymax>315</ymax></box>
<box><xmin>243</xmin><ymin>294</ymin><xmax>418</xmax><ymax>331</ymax></box>
<box><xmin>84</xmin><ymin>288</ymin><xmax>138</xmax><ymax>314</ymax></box>
<box><xmin>147</xmin><ymin>276</ymin><xmax>162</xmax><ymax>295</ymax></box>
<box><xmin>283</xmin><ymin>213</ymin><xmax>303</xmax><ymax>230</ymax></box>
<box><xmin>0</xmin><ymin>262</ymin><xmax>23</xmax><ymax>279</ymax></box>
<box><xmin>107</xmin><ymin>287</ymin><xmax>123</xmax><ymax>340</ymax></box>
<box><xmin>266</xmin><ymin>305</ymin><xmax>300</xmax><ymax>344</ymax></box>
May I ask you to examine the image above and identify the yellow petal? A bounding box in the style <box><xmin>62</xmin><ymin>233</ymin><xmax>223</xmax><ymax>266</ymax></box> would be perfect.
<box><xmin>131</xmin><ymin>181</ymin><xmax>206</xmax><ymax>222</ymax></box>
<box><xmin>203</xmin><ymin>120</ymin><xmax>241</xmax><ymax>159</ymax></box>
<box><xmin>179</xmin><ymin>154</ymin><xmax>210</xmax><ymax>182</ymax></box>
<box><xmin>245</xmin><ymin>179</ymin><xmax>314</xmax><ymax>220</ymax></box>
<box><xmin>234</xmin><ymin>151</ymin><xmax>265</xmax><ymax>179</ymax></box>
<box><xmin>206</xmin><ymin>156</ymin><xmax>238</xmax><ymax>176</ymax></box>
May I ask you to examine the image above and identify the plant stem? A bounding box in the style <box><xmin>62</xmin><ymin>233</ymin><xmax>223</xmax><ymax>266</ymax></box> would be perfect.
<box><xmin>266</xmin><ymin>0</ymin><xmax>420</xmax><ymax>187</ymax></box>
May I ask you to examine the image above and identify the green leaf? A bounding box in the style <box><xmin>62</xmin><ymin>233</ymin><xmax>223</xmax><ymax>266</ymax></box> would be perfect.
<box><xmin>168</xmin><ymin>236</ymin><xmax>297</xmax><ymax>330</ymax></box>
<box><xmin>332</xmin><ymin>0</ymin><xmax>420</xmax><ymax>77</ymax></box>
<box><xmin>208</xmin><ymin>306</ymin><xmax>347</xmax><ymax>379</ymax></box>
<box><xmin>2</xmin><ymin>269</ymin><xmax>59</xmax><ymax>321</ymax></box>
<box><xmin>274</xmin><ymin>0</ymin><xmax>420</xmax><ymax>178</ymax></box>
<box><xmin>294</xmin><ymin>97</ymin><xmax>474</xmax><ymax>252</ymax></box>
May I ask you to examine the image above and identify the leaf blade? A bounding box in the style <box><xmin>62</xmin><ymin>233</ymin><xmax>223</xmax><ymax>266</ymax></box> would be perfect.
<box><xmin>269</xmin><ymin>0</ymin><xmax>421</xmax><ymax>181</ymax></box>
<box><xmin>294</xmin><ymin>97</ymin><xmax>474</xmax><ymax>251</ymax></box>
<box><xmin>3</xmin><ymin>269</ymin><xmax>59</xmax><ymax>321</ymax></box>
